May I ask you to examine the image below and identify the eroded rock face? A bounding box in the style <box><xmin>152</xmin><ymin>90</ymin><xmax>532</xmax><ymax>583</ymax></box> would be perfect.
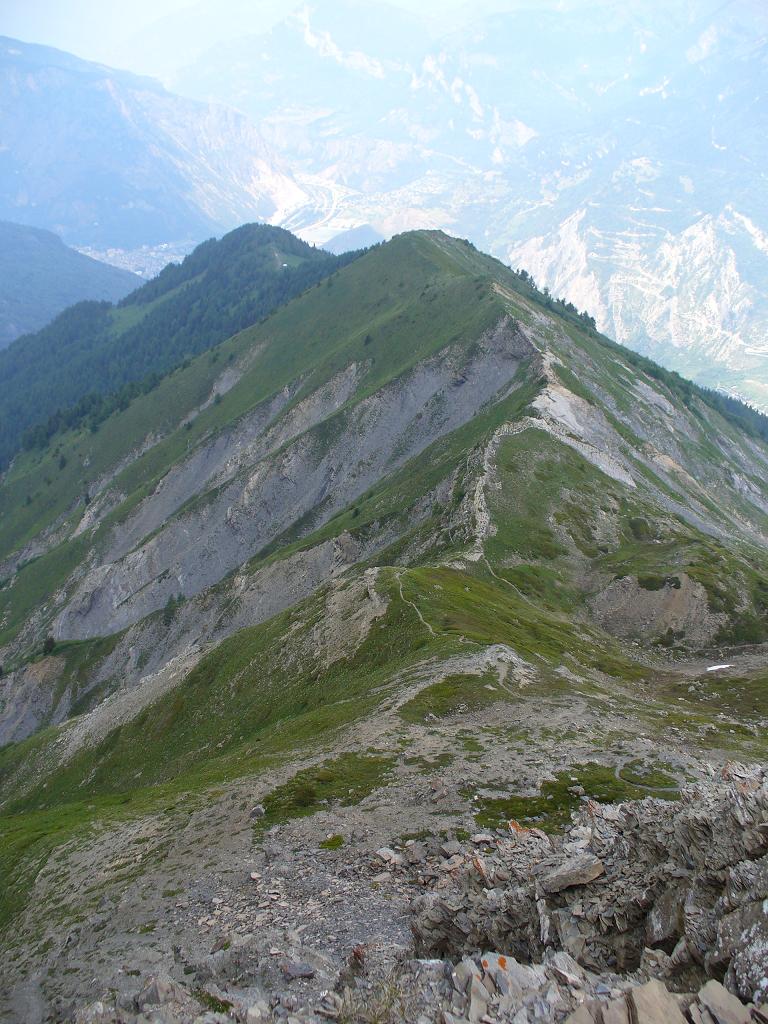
<box><xmin>55</xmin><ymin>318</ymin><xmax>533</xmax><ymax>641</ymax></box>
<box><xmin>588</xmin><ymin>572</ymin><xmax>724</xmax><ymax>649</ymax></box>
<box><xmin>0</xmin><ymin>654</ymin><xmax>66</xmax><ymax>747</ymax></box>
<box><xmin>411</xmin><ymin>764</ymin><xmax>768</xmax><ymax>1003</ymax></box>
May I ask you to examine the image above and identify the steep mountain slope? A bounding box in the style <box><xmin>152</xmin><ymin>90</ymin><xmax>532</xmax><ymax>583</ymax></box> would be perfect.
<box><xmin>0</xmin><ymin>223</ymin><xmax>358</xmax><ymax>471</ymax></box>
<box><xmin>0</xmin><ymin>221</ymin><xmax>137</xmax><ymax>347</ymax></box>
<box><xmin>502</xmin><ymin>30</ymin><xmax>768</xmax><ymax>410</ymax></box>
<box><xmin>1</xmin><ymin>232</ymin><xmax>767</xmax><ymax>1020</ymax></box>
<box><xmin>0</xmin><ymin>37</ymin><xmax>306</xmax><ymax>249</ymax></box>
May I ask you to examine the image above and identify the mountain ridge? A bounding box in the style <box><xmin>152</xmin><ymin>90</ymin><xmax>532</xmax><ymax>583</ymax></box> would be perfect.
<box><xmin>1</xmin><ymin>229</ymin><xmax>767</xmax><ymax>1021</ymax></box>
<box><xmin>2</xmin><ymin>229</ymin><xmax>768</xmax><ymax>713</ymax></box>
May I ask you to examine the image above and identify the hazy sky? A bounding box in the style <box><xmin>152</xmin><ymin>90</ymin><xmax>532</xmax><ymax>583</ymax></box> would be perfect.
<box><xmin>6</xmin><ymin>0</ymin><xmax>761</xmax><ymax>89</ymax></box>
<box><xmin>0</xmin><ymin>0</ymin><xmax>484</xmax><ymax>77</ymax></box>
<box><xmin>1</xmin><ymin>0</ymin><xmax>190</xmax><ymax>57</ymax></box>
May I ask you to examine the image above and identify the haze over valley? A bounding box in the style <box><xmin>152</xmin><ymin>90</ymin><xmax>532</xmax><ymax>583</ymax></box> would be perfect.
<box><xmin>3</xmin><ymin>1</ymin><xmax>768</xmax><ymax>403</ymax></box>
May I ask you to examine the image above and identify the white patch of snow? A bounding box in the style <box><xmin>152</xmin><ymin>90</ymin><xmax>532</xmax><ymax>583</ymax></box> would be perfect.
<box><xmin>293</xmin><ymin>6</ymin><xmax>386</xmax><ymax>79</ymax></box>
<box><xmin>639</xmin><ymin>77</ymin><xmax>671</xmax><ymax>98</ymax></box>
<box><xmin>686</xmin><ymin>24</ymin><xmax>719</xmax><ymax>63</ymax></box>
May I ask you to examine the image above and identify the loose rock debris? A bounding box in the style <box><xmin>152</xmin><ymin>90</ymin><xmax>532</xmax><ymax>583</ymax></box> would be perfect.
<box><xmin>73</xmin><ymin>764</ymin><xmax>766</xmax><ymax>1023</ymax></box>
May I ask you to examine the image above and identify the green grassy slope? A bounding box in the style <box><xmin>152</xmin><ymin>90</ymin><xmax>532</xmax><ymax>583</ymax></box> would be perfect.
<box><xmin>0</xmin><ymin>556</ymin><xmax>651</xmax><ymax>926</ymax></box>
<box><xmin>2</xmin><ymin>229</ymin><xmax>768</xmax><ymax>658</ymax></box>
<box><xmin>3</xmin><ymin>230</ymin><xmax>768</xmax><ymax>942</ymax></box>
<box><xmin>2</xmin><ymin>550</ymin><xmax>768</xmax><ymax>930</ymax></box>
<box><xmin>0</xmin><ymin>233</ymin><xmax>511</xmax><ymax>649</ymax></box>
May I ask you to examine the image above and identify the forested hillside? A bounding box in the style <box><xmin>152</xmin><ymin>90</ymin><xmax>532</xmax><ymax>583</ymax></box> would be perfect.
<box><xmin>0</xmin><ymin>221</ymin><xmax>137</xmax><ymax>347</ymax></box>
<box><xmin>0</xmin><ymin>224</ymin><xmax>359</xmax><ymax>469</ymax></box>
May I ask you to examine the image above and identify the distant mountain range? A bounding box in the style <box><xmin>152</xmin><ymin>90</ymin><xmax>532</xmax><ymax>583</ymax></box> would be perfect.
<box><xmin>169</xmin><ymin>0</ymin><xmax>768</xmax><ymax>407</ymax></box>
<box><xmin>0</xmin><ymin>220</ymin><xmax>137</xmax><ymax>347</ymax></box>
<box><xmin>2</xmin><ymin>2</ymin><xmax>767</xmax><ymax>406</ymax></box>
<box><xmin>0</xmin><ymin>36</ymin><xmax>303</xmax><ymax>249</ymax></box>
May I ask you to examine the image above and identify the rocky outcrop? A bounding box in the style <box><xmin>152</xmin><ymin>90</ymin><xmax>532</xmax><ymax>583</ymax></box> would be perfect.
<box><xmin>64</xmin><ymin>765</ymin><xmax>768</xmax><ymax>1023</ymax></box>
<box><xmin>71</xmin><ymin>963</ymin><xmax>764</xmax><ymax>1024</ymax></box>
<box><xmin>588</xmin><ymin>573</ymin><xmax>725</xmax><ymax>649</ymax></box>
<box><xmin>0</xmin><ymin>655</ymin><xmax>66</xmax><ymax>747</ymax></box>
<box><xmin>411</xmin><ymin>764</ymin><xmax>768</xmax><ymax>1005</ymax></box>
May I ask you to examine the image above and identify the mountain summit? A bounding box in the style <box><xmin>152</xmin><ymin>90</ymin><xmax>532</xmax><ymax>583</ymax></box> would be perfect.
<box><xmin>0</xmin><ymin>223</ymin><xmax>357</xmax><ymax>471</ymax></box>
<box><xmin>0</xmin><ymin>230</ymin><xmax>767</xmax><ymax>1020</ymax></box>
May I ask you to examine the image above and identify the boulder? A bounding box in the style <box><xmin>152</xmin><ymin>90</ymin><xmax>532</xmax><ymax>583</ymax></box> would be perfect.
<box><xmin>564</xmin><ymin>1006</ymin><xmax>598</xmax><ymax>1023</ymax></box>
<box><xmin>696</xmin><ymin>979</ymin><xmax>753</xmax><ymax>1024</ymax></box>
<box><xmin>602</xmin><ymin>997</ymin><xmax>631</xmax><ymax>1024</ymax></box>
<box><xmin>535</xmin><ymin>854</ymin><xmax>605</xmax><ymax>893</ymax></box>
<box><xmin>280</xmin><ymin>960</ymin><xmax>316</xmax><ymax>981</ymax></box>
<box><xmin>137</xmin><ymin>975</ymin><xmax>188</xmax><ymax>1009</ymax></box>
<box><xmin>627</xmin><ymin>979</ymin><xmax>687</xmax><ymax>1023</ymax></box>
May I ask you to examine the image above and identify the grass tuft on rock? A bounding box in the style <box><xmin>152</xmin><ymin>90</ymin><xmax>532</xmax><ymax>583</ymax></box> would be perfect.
<box><xmin>257</xmin><ymin>754</ymin><xmax>395</xmax><ymax>829</ymax></box>
<box><xmin>399</xmin><ymin>673</ymin><xmax>508</xmax><ymax>723</ymax></box>
<box><xmin>471</xmin><ymin>762</ymin><xmax>680</xmax><ymax>833</ymax></box>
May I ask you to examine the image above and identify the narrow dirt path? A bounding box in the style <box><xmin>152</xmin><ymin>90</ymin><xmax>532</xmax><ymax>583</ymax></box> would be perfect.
<box><xmin>395</xmin><ymin>569</ymin><xmax>436</xmax><ymax>638</ymax></box>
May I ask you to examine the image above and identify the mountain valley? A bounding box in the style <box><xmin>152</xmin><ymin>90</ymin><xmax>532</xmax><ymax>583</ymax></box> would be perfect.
<box><xmin>169</xmin><ymin>0</ymin><xmax>768</xmax><ymax>408</ymax></box>
<box><xmin>0</xmin><ymin>36</ymin><xmax>304</xmax><ymax>249</ymax></box>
